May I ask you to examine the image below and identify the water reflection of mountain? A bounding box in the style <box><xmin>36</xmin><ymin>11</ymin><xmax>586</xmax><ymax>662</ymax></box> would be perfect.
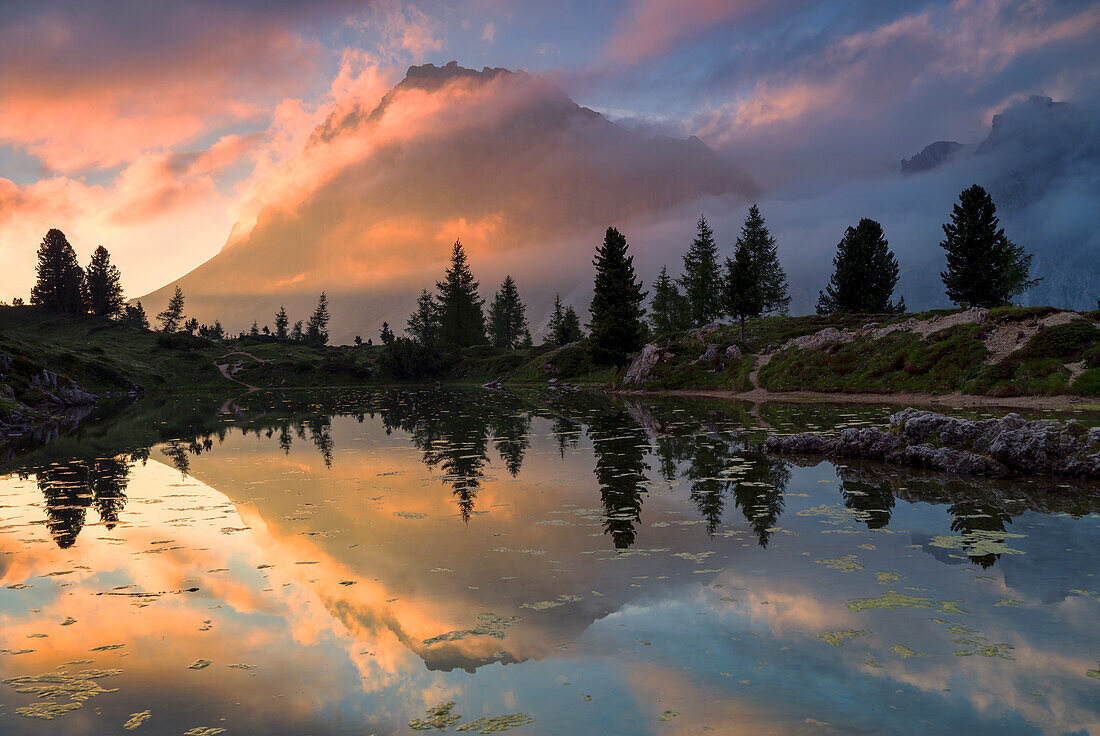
<box><xmin>4</xmin><ymin>389</ymin><xmax>1098</xmax><ymax>557</ymax></box>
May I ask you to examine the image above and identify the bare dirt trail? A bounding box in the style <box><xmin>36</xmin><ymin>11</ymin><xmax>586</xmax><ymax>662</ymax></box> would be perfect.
<box><xmin>213</xmin><ymin>350</ymin><xmax>271</xmax><ymax>391</ymax></box>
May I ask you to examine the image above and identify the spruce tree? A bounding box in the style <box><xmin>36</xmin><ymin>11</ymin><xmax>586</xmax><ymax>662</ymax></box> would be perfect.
<box><xmin>290</xmin><ymin>321</ymin><xmax>304</xmax><ymax>342</ymax></box>
<box><xmin>723</xmin><ymin>240</ymin><xmax>764</xmax><ymax>341</ymax></box>
<box><xmin>649</xmin><ymin>266</ymin><xmax>689</xmax><ymax>335</ymax></box>
<box><xmin>249</xmin><ymin>320</ymin><xmax>260</xmax><ymax>337</ymax></box>
<box><xmin>30</xmin><ymin>229</ymin><xmax>85</xmax><ymax>314</ymax></box>
<box><xmin>306</xmin><ymin>292</ymin><xmax>330</xmax><ymax>345</ymax></box>
<box><xmin>816</xmin><ymin>219</ymin><xmax>902</xmax><ymax>314</ymax></box>
<box><xmin>183</xmin><ymin>317</ymin><xmax>199</xmax><ymax>335</ymax></box>
<box><xmin>488</xmin><ymin>275</ymin><xmax>530</xmax><ymax>349</ymax></box>
<box><xmin>379</xmin><ymin>322</ymin><xmax>395</xmax><ymax>345</ymax></box>
<box><xmin>558</xmin><ymin>306</ymin><xmax>583</xmax><ymax>345</ymax></box>
<box><xmin>940</xmin><ymin>184</ymin><xmax>1037</xmax><ymax>307</ymax></box>
<box><xmin>406</xmin><ymin>289</ymin><xmax>440</xmax><ymax>344</ymax></box>
<box><xmin>156</xmin><ymin>286</ymin><xmax>186</xmax><ymax>332</ymax></box>
<box><xmin>435</xmin><ymin>239</ymin><xmax>486</xmax><ymax>348</ymax></box>
<box><xmin>547</xmin><ymin>294</ymin><xmax>566</xmax><ymax>346</ymax></box>
<box><xmin>588</xmin><ymin>226</ymin><xmax>646</xmax><ymax>365</ymax></box>
<box><xmin>122</xmin><ymin>301</ymin><xmax>149</xmax><ymax>329</ymax></box>
<box><xmin>83</xmin><ymin>245</ymin><xmax>125</xmax><ymax>317</ymax></box>
<box><xmin>739</xmin><ymin>205</ymin><xmax>789</xmax><ymax>314</ymax></box>
<box><xmin>274</xmin><ymin>306</ymin><xmax>289</xmax><ymax>340</ymax></box>
<box><xmin>678</xmin><ymin>215</ymin><xmax>723</xmax><ymax>326</ymax></box>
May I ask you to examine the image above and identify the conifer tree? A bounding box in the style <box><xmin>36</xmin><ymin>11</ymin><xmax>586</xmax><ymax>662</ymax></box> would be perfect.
<box><xmin>547</xmin><ymin>294</ymin><xmax>566</xmax><ymax>345</ymax></box>
<box><xmin>940</xmin><ymin>184</ymin><xmax>1038</xmax><ymax>307</ymax></box>
<box><xmin>588</xmin><ymin>226</ymin><xmax>646</xmax><ymax>365</ymax></box>
<box><xmin>83</xmin><ymin>245</ymin><xmax>125</xmax><ymax>317</ymax></box>
<box><xmin>488</xmin><ymin>275</ymin><xmax>531</xmax><ymax>349</ymax></box>
<box><xmin>649</xmin><ymin>265</ymin><xmax>689</xmax><ymax>335</ymax></box>
<box><xmin>249</xmin><ymin>320</ymin><xmax>260</xmax><ymax>337</ymax></box>
<box><xmin>738</xmin><ymin>205</ymin><xmax>789</xmax><ymax>314</ymax></box>
<box><xmin>816</xmin><ymin>219</ymin><xmax>902</xmax><ymax>314</ymax></box>
<box><xmin>558</xmin><ymin>306</ymin><xmax>583</xmax><ymax>344</ymax></box>
<box><xmin>379</xmin><ymin>321</ymin><xmax>395</xmax><ymax>345</ymax></box>
<box><xmin>274</xmin><ymin>306</ymin><xmax>289</xmax><ymax>340</ymax></box>
<box><xmin>183</xmin><ymin>317</ymin><xmax>199</xmax><ymax>335</ymax></box>
<box><xmin>306</xmin><ymin>292</ymin><xmax>330</xmax><ymax>345</ymax></box>
<box><xmin>122</xmin><ymin>301</ymin><xmax>149</xmax><ymax>329</ymax></box>
<box><xmin>31</xmin><ymin>229</ymin><xmax>85</xmax><ymax>314</ymax></box>
<box><xmin>156</xmin><ymin>286</ymin><xmax>186</xmax><ymax>332</ymax></box>
<box><xmin>679</xmin><ymin>215</ymin><xmax>723</xmax><ymax>326</ymax></box>
<box><xmin>406</xmin><ymin>289</ymin><xmax>440</xmax><ymax>344</ymax></box>
<box><xmin>211</xmin><ymin>320</ymin><xmax>224</xmax><ymax>340</ymax></box>
<box><xmin>290</xmin><ymin>321</ymin><xmax>304</xmax><ymax>342</ymax></box>
<box><xmin>435</xmin><ymin>240</ymin><xmax>486</xmax><ymax>347</ymax></box>
<box><xmin>723</xmin><ymin>240</ymin><xmax>764</xmax><ymax>341</ymax></box>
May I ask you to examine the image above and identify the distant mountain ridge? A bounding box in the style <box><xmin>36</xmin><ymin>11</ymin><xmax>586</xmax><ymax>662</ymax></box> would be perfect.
<box><xmin>141</xmin><ymin>62</ymin><xmax>756</xmax><ymax>342</ymax></box>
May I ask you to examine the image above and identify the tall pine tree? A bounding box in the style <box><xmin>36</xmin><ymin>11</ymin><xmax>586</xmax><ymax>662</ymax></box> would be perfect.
<box><xmin>436</xmin><ymin>240</ymin><xmax>486</xmax><ymax>348</ymax></box>
<box><xmin>816</xmin><ymin>219</ymin><xmax>903</xmax><ymax>314</ymax></box>
<box><xmin>649</xmin><ymin>266</ymin><xmax>689</xmax><ymax>335</ymax></box>
<box><xmin>274</xmin><ymin>306</ymin><xmax>289</xmax><ymax>340</ymax></box>
<box><xmin>679</xmin><ymin>215</ymin><xmax>723</xmax><ymax>326</ymax></box>
<box><xmin>83</xmin><ymin>245</ymin><xmax>125</xmax><ymax>317</ymax></box>
<box><xmin>722</xmin><ymin>240</ymin><xmax>763</xmax><ymax>341</ymax></box>
<box><xmin>722</xmin><ymin>205</ymin><xmax>789</xmax><ymax>338</ymax></box>
<box><xmin>547</xmin><ymin>294</ymin><xmax>566</xmax><ymax>345</ymax></box>
<box><xmin>30</xmin><ymin>229</ymin><xmax>85</xmax><ymax>314</ymax></box>
<box><xmin>588</xmin><ymin>226</ymin><xmax>646</xmax><ymax>366</ymax></box>
<box><xmin>940</xmin><ymin>184</ymin><xmax>1037</xmax><ymax>307</ymax></box>
<box><xmin>487</xmin><ymin>275</ymin><xmax>531</xmax><ymax>349</ymax></box>
<box><xmin>156</xmin><ymin>286</ymin><xmax>185</xmax><ymax>332</ymax></box>
<box><xmin>406</xmin><ymin>289</ymin><xmax>440</xmax><ymax>344</ymax></box>
<box><xmin>306</xmin><ymin>292</ymin><xmax>330</xmax><ymax>345</ymax></box>
<box><xmin>558</xmin><ymin>305</ymin><xmax>583</xmax><ymax>344</ymax></box>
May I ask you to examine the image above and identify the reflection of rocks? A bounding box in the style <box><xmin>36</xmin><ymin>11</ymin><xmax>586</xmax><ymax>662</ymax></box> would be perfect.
<box><xmin>767</xmin><ymin>409</ymin><xmax>1100</xmax><ymax>479</ymax></box>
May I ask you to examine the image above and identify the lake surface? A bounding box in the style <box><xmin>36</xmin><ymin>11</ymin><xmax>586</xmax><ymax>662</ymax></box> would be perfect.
<box><xmin>0</xmin><ymin>389</ymin><xmax>1098</xmax><ymax>735</ymax></box>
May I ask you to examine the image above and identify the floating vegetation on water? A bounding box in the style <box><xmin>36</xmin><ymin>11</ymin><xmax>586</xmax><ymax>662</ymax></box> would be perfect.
<box><xmin>410</xmin><ymin>701</ymin><xmax>462</xmax><ymax>730</ymax></box>
<box><xmin>657</xmin><ymin>710</ymin><xmax>679</xmax><ymax>721</ymax></box>
<box><xmin>61</xmin><ymin>617</ymin><xmax>77</xmax><ymax>626</ymax></box>
<box><xmin>994</xmin><ymin>598</ymin><xmax>1022</xmax><ymax>607</ymax></box>
<box><xmin>848</xmin><ymin>591</ymin><xmax>932</xmax><ymax>612</ymax></box>
<box><xmin>423</xmin><ymin>614</ymin><xmax>521</xmax><ymax>645</ymax></box>
<box><xmin>393</xmin><ymin>511</ymin><xmax>428</xmax><ymax>519</ymax></box>
<box><xmin>889</xmin><ymin>644</ymin><xmax>925</xmax><ymax>658</ymax></box>
<box><xmin>188</xmin><ymin>659</ymin><xmax>212</xmax><ymax>669</ymax></box>
<box><xmin>1087</xmin><ymin>668</ymin><xmax>1099</xmax><ymax>679</ymax></box>
<box><xmin>183</xmin><ymin>728</ymin><xmax>226</xmax><ymax>736</ymax></box>
<box><xmin>90</xmin><ymin>643</ymin><xmax>125</xmax><ymax>651</ymax></box>
<box><xmin>858</xmin><ymin>544</ymin><xmax>877</xmax><ymax>550</ymax></box>
<box><xmin>227</xmin><ymin>663</ymin><xmax>256</xmax><ymax>670</ymax></box>
<box><xmin>672</xmin><ymin>551</ymin><xmax>714</xmax><ymax>563</ymax></box>
<box><xmin>522</xmin><ymin>595</ymin><xmax>581</xmax><ymax>610</ymax></box>
<box><xmin>490</xmin><ymin>548</ymin><xmax>547</xmax><ymax>555</ymax></box>
<box><xmin>876</xmin><ymin>572</ymin><xmax>901</xmax><ymax>584</ymax></box>
<box><xmin>1069</xmin><ymin>589</ymin><xmax>1100</xmax><ymax>602</ymax></box>
<box><xmin>929</xmin><ymin>531</ymin><xmax>1026</xmax><ymax>557</ymax></box>
<box><xmin>815</xmin><ymin>555</ymin><xmax>863</xmax><ymax>571</ymax></box>
<box><xmin>2</xmin><ymin>668</ymin><xmax>121</xmax><ymax>719</ymax></box>
<box><xmin>455</xmin><ymin>713</ymin><xmax>536</xmax><ymax>732</ymax></box>
<box><xmin>956</xmin><ymin>643</ymin><xmax>1014</xmax><ymax>659</ymax></box>
<box><xmin>123</xmin><ymin>710</ymin><xmax>151</xmax><ymax>730</ymax></box>
<box><xmin>819</xmin><ymin>630</ymin><xmax>868</xmax><ymax>646</ymax></box>
<box><xmin>938</xmin><ymin>601</ymin><xmax>968</xmax><ymax>615</ymax></box>
<box><xmin>7</xmin><ymin>583</ymin><xmax>34</xmax><ymax>590</ymax></box>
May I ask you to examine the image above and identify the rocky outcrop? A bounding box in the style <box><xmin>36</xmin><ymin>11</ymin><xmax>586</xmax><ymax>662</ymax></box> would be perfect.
<box><xmin>623</xmin><ymin>344</ymin><xmax>675</xmax><ymax>386</ymax></box>
<box><xmin>766</xmin><ymin>408</ymin><xmax>1100</xmax><ymax>479</ymax></box>
<box><xmin>28</xmin><ymin>369</ymin><xmax>98</xmax><ymax>407</ymax></box>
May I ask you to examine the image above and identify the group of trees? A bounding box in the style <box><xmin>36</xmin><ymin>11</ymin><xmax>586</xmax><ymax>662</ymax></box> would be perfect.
<box><xmin>815</xmin><ymin>184</ymin><xmax>1035</xmax><ymax>314</ymax></box>
<box><xmin>647</xmin><ymin>210</ymin><xmax>790</xmax><ymax>343</ymax></box>
<box><xmin>30</xmin><ymin>229</ymin><xmax>126</xmax><ymax>317</ymax></box>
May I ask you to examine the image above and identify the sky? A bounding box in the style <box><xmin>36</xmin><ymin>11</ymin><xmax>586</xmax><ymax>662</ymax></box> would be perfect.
<box><xmin>1</xmin><ymin>0</ymin><xmax>1098</xmax><ymax>319</ymax></box>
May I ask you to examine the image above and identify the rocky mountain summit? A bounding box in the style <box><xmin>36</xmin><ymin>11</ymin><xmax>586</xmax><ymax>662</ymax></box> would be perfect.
<box><xmin>766</xmin><ymin>408</ymin><xmax>1100</xmax><ymax>479</ymax></box>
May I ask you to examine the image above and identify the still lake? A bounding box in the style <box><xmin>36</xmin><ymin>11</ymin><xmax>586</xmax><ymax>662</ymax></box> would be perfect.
<box><xmin>0</xmin><ymin>389</ymin><xmax>1097</xmax><ymax>735</ymax></box>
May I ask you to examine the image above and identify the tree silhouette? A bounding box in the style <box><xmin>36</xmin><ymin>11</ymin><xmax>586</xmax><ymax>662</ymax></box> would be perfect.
<box><xmin>589</xmin><ymin>408</ymin><xmax>650</xmax><ymax>549</ymax></box>
<box><xmin>306</xmin><ymin>292</ymin><xmax>330</xmax><ymax>345</ymax></box>
<box><xmin>31</xmin><ymin>229</ymin><xmax>85</xmax><ymax>314</ymax></box>
<box><xmin>274</xmin><ymin>306</ymin><xmax>289</xmax><ymax>340</ymax></box>
<box><xmin>488</xmin><ymin>275</ymin><xmax>531</xmax><ymax>349</ymax></box>
<box><xmin>436</xmin><ymin>240</ymin><xmax>487</xmax><ymax>347</ymax></box>
<box><xmin>940</xmin><ymin>184</ymin><xmax>1038</xmax><ymax>307</ymax></box>
<box><xmin>679</xmin><ymin>215</ymin><xmax>723</xmax><ymax>326</ymax></box>
<box><xmin>407</xmin><ymin>289</ymin><xmax>440</xmax><ymax>344</ymax></box>
<box><xmin>649</xmin><ymin>266</ymin><xmax>689</xmax><ymax>335</ymax></box>
<box><xmin>588</xmin><ymin>226</ymin><xmax>646</xmax><ymax>366</ymax></box>
<box><xmin>122</xmin><ymin>301</ymin><xmax>149</xmax><ymax>329</ymax></box>
<box><xmin>83</xmin><ymin>245</ymin><xmax>125</xmax><ymax>317</ymax></box>
<box><xmin>379</xmin><ymin>321</ymin><xmax>395</xmax><ymax>345</ymax></box>
<box><xmin>723</xmin><ymin>205</ymin><xmax>788</xmax><ymax>339</ymax></box>
<box><xmin>816</xmin><ymin>218</ymin><xmax>903</xmax><ymax>314</ymax></box>
<box><xmin>156</xmin><ymin>286</ymin><xmax>186</xmax><ymax>332</ymax></box>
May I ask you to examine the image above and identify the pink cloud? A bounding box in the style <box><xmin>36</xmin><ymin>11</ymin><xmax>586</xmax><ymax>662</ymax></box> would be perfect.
<box><xmin>605</xmin><ymin>0</ymin><xmax>772</xmax><ymax>65</ymax></box>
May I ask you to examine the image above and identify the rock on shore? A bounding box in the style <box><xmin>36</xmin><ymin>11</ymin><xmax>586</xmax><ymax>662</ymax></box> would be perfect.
<box><xmin>765</xmin><ymin>408</ymin><xmax>1100</xmax><ymax>479</ymax></box>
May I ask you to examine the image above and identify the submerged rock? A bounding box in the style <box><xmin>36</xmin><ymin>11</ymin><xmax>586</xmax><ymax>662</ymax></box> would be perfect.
<box><xmin>766</xmin><ymin>408</ymin><xmax>1100</xmax><ymax>479</ymax></box>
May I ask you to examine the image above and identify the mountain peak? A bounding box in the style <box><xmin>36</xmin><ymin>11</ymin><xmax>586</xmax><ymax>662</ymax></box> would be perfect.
<box><xmin>402</xmin><ymin>61</ymin><xmax>518</xmax><ymax>86</ymax></box>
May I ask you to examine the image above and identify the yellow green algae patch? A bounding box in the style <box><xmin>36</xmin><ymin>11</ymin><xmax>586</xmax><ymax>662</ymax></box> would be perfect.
<box><xmin>410</xmin><ymin>701</ymin><xmax>462</xmax><ymax>730</ymax></box>
<box><xmin>423</xmin><ymin>614</ymin><xmax>521</xmax><ymax>646</ymax></box>
<box><xmin>183</xmin><ymin>728</ymin><xmax>226</xmax><ymax>736</ymax></box>
<box><xmin>456</xmin><ymin>713</ymin><xmax>536</xmax><ymax>732</ymax></box>
<box><xmin>848</xmin><ymin>590</ymin><xmax>932</xmax><ymax>612</ymax></box>
<box><xmin>929</xmin><ymin>531</ymin><xmax>1026</xmax><ymax>557</ymax></box>
<box><xmin>188</xmin><ymin>659</ymin><xmax>212</xmax><ymax>669</ymax></box>
<box><xmin>815</xmin><ymin>555</ymin><xmax>863</xmax><ymax>571</ymax></box>
<box><xmin>657</xmin><ymin>710</ymin><xmax>680</xmax><ymax>721</ymax></box>
<box><xmin>123</xmin><ymin>711</ymin><xmax>152</xmax><ymax>730</ymax></box>
<box><xmin>1086</xmin><ymin>668</ymin><xmax>1099</xmax><ymax>679</ymax></box>
<box><xmin>819</xmin><ymin>630</ymin><xmax>869</xmax><ymax>646</ymax></box>
<box><xmin>889</xmin><ymin>645</ymin><xmax>926</xmax><ymax>659</ymax></box>
<box><xmin>521</xmin><ymin>595</ymin><xmax>581</xmax><ymax>610</ymax></box>
<box><xmin>876</xmin><ymin>572</ymin><xmax>901</xmax><ymax>584</ymax></box>
<box><xmin>2</xmin><ymin>668</ymin><xmax>122</xmax><ymax>719</ymax></box>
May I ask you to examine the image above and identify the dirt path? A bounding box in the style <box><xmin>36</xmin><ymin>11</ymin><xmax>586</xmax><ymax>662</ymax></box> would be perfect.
<box><xmin>213</xmin><ymin>350</ymin><xmax>270</xmax><ymax>391</ymax></box>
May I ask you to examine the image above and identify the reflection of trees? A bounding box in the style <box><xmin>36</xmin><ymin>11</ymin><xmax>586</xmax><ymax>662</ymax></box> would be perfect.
<box><xmin>589</xmin><ymin>409</ymin><xmax>650</xmax><ymax>549</ymax></box>
<box><xmin>731</xmin><ymin>451</ymin><xmax>790</xmax><ymax>548</ymax></box>
<box><xmin>35</xmin><ymin>456</ymin><xmax>132</xmax><ymax>548</ymax></box>
<box><xmin>947</xmin><ymin>499</ymin><xmax>1014</xmax><ymax>568</ymax></box>
<box><xmin>491</xmin><ymin>413</ymin><xmax>530</xmax><ymax>477</ymax></box>
<box><xmin>840</xmin><ymin>476</ymin><xmax>896</xmax><ymax>530</ymax></box>
<box><xmin>550</xmin><ymin>415</ymin><xmax>581</xmax><ymax>459</ymax></box>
